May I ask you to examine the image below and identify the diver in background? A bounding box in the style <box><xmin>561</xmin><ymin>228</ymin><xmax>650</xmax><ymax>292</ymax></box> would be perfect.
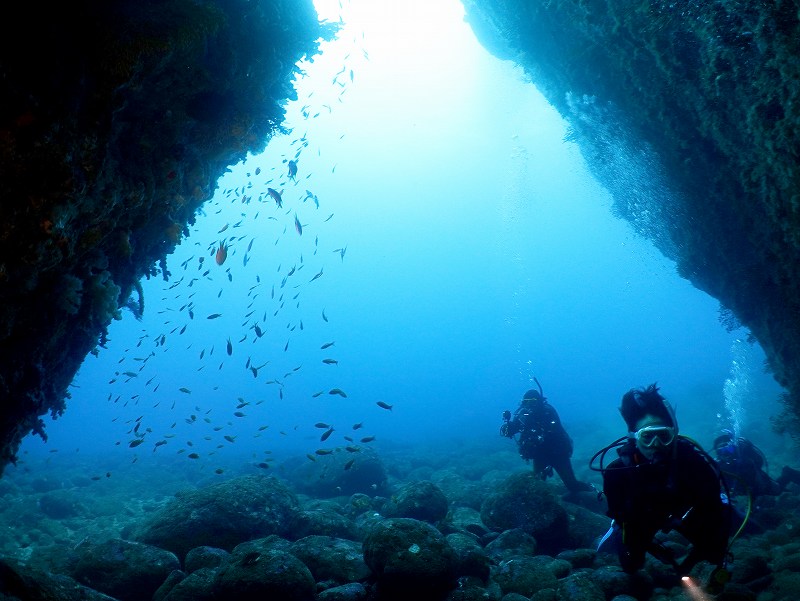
<box><xmin>501</xmin><ymin>382</ymin><xmax>593</xmax><ymax>494</ymax></box>
<box><xmin>712</xmin><ymin>430</ymin><xmax>800</xmax><ymax>499</ymax></box>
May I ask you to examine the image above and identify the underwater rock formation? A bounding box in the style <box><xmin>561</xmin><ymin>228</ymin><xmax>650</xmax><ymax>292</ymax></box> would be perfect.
<box><xmin>463</xmin><ymin>1</ymin><xmax>800</xmax><ymax>421</ymax></box>
<box><xmin>133</xmin><ymin>475</ymin><xmax>301</xmax><ymax>560</ymax></box>
<box><xmin>0</xmin><ymin>0</ymin><xmax>325</xmax><ymax>473</ymax></box>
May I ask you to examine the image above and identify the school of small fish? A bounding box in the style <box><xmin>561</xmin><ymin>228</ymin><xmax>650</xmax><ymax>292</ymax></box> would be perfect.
<box><xmin>97</xmin><ymin>37</ymin><xmax>395</xmax><ymax>477</ymax></box>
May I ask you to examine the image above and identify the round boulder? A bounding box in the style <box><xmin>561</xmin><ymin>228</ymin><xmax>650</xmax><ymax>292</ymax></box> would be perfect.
<box><xmin>484</xmin><ymin>528</ymin><xmax>537</xmax><ymax>561</ymax></box>
<box><xmin>290</xmin><ymin>500</ymin><xmax>360</xmax><ymax>540</ymax></box>
<box><xmin>184</xmin><ymin>546</ymin><xmax>230</xmax><ymax>573</ymax></box>
<box><xmin>213</xmin><ymin>549</ymin><xmax>315</xmax><ymax>601</ymax></box>
<box><xmin>133</xmin><ymin>475</ymin><xmax>299</xmax><ymax>560</ymax></box>
<box><xmin>480</xmin><ymin>472</ymin><xmax>568</xmax><ymax>552</ymax></box>
<box><xmin>492</xmin><ymin>556</ymin><xmax>558</xmax><ymax>598</ymax></box>
<box><xmin>70</xmin><ymin>538</ymin><xmax>180</xmax><ymax>601</ymax></box>
<box><xmin>448</xmin><ymin>506</ymin><xmax>490</xmax><ymax>538</ymax></box>
<box><xmin>290</xmin><ymin>535</ymin><xmax>371</xmax><ymax>584</ymax></box>
<box><xmin>288</xmin><ymin>449</ymin><xmax>389</xmax><ymax>497</ymax></box>
<box><xmin>383</xmin><ymin>481</ymin><xmax>449</xmax><ymax>523</ymax></box>
<box><xmin>557</xmin><ymin>572</ymin><xmax>604</xmax><ymax>601</ymax></box>
<box><xmin>363</xmin><ymin>517</ymin><xmax>457</xmax><ymax>598</ymax></box>
<box><xmin>317</xmin><ymin>582</ymin><xmax>369</xmax><ymax>601</ymax></box>
<box><xmin>446</xmin><ymin>533</ymin><xmax>491</xmax><ymax>581</ymax></box>
<box><xmin>161</xmin><ymin>567</ymin><xmax>217</xmax><ymax>601</ymax></box>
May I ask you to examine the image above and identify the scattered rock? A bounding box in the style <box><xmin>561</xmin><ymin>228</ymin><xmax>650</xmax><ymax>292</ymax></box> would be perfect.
<box><xmin>38</xmin><ymin>490</ymin><xmax>85</xmax><ymax>519</ymax></box>
<box><xmin>485</xmin><ymin>528</ymin><xmax>538</xmax><ymax>561</ymax></box>
<box><xmin>556</xmin><ymin>572</ymin><xmax>605</xmax><ymax>601</ymax></box>
<box><xmin>344</xmin><ymin>493</ymin><xmax>376</xmax><ymax>518</ymax></box>
<box><xmin>0</xmin><ymin>557</ymin><xmax>117</xmax><ymax>600</ymax></box>
<box><xmin>563</xmin><ymin>502</ymin><xmax>611</xmax><ymax>548</ymax></box>
<box><xmin>133</xmin><ymin>475</ymin><xmax>299</xmax><ymax>559</ymax></box>
<box><xmin>70</xmin><ymin>538</ymin><xmax>179</xmax><ymax>601</ymax></box>
<box><xmin>480</xmin><ymin>472</ymin><xmax>569</xmax><ymax>553</ymax></box>
<box><xmin>317</xmin><ymin>582</ymin><xmax>369</xmax><ymax>601</ymax></box>
<box><xmin>448</xmin><ymin>506</ymin><xmax>490</xmax><ymax>538</ymax></box>
<box><xmin>447</xmin><ymin>532</ymin><xmax>492</xmax><ymax>582</ymax></box>
<box><xmin>362</xmin><ymin>517</ymin><xmax>457</xmax><ymax>599</ymax></box>
<box><xmin>557</xmin><ymin>548</ymin><xmax>597</xmax><ymax>569</ymax></box>
<box><xmin>383</xmin><ymin>480</ymin><xmax>449</xmax><ymax>523</ymax></box>
<box><xmin>288</xmin><ymin>449</ymin><xmax>390</xmax><ymax>497</ymax></box>
<box><xmin>161</xmin><ymin>567</ymin><xmax>217</xmax><ymax>601</ymax></box>
<box><xmin>492</xmin><ymin>555</ymin><xmax>558</xmax><ymax>597</ymax></box>
<box><xmin>730</xmin><ymin>548</ymin><xmax>772</xmax><ymax>590</ymax></box>
<box><xmin>591</xmin><ymin>565</ymin><xmax>653</xmax><ymax>600</ymax></box>
<box><xmin>152</xmin><ymin>569</ymin><xmax>185</xmax><ymax>601</ymax></box>
<box><xmin>499</xmin><ymin>593</ymin><xmax>529</xmax><ymax>601</ymax></box>
<box><xmin>290</xmin><ymin>535</ymin><xmax>371</xmax><ymax>584</ymax></box>
<box><xmin>290</xmin><ymin>500</ymin><xmax>361</xmax><ymax>540</ymax></box>
<box><xmin>445</xmin><ymin>579</ymin><xmax>503</xmax><ymax>601</ymax></box>
<box><xmin>213</xmin><ymin>548</ymin><xmax>315</xmax><ymax>601</ymax></box>
<box><xmin>184</xmin><ymin>546</ymin><xmax>230</xmax><ymax>573</ymax></box>
<box><xmin>715</xmin><ymin>583</ymin><xmax>757</xmax><ymax>601</ymax></box>
<box><xmin>431</xmin><ymin>470</ymin><xmax>485</xmax><ymax>510</ymax></box>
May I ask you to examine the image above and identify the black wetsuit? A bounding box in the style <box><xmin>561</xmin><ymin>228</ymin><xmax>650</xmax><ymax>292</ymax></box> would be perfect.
<box><xmin>602</xmin><ymin>437</ymin><xmax>729</xmax><ymax>573</ymax></box>
<box><xmin>504</xmin><ymin>400</ymin><xmax>591</xmax><ymax>494</ymax></box>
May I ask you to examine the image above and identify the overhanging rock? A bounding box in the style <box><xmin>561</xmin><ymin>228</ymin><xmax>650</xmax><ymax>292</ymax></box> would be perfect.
<box><xmin>0</xmin><ymin>0</ymin><xmax>328</xmax><ymax>474</ymax></box>
<box><xmin>463</xmin><ymin>0</ymin><xmax>800</xmax><ymax>427</ymax></box>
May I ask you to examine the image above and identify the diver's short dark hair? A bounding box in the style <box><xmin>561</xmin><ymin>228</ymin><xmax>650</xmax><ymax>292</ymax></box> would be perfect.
<box><xmin>619</xmin><ymin>383</ymin><xmax>676</xmax><ymax>431</ymax></box>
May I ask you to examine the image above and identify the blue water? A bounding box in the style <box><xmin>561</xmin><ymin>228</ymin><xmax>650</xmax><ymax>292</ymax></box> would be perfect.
<box><xmin>17</xmin><ymin>0</ymin><xmax>785</xmax><ymax>475</ymax></box>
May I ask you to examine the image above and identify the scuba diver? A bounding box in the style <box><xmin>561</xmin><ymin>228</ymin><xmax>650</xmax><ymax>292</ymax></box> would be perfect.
<box><xmin>592</xmin><ymin>383</ymin><xmax>732</xmax><ymax>587</ymax></box>
<box><xmin>712</xmin><ymin>430</ymin><xmax>800</xmax><ymax>499</ymax></box>
<box><xmin>501</xmin><ymin>380</ymin><xmax>593</xmax><ymax>494</ymax></box>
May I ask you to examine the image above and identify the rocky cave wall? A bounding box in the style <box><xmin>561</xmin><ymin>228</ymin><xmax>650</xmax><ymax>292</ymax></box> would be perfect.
<box><xmin>463</xmin><ymin>0</ymin><xmax>800</xmax><ymax>429</ymax></box>
<box><xmin>0</xmin><ymin>0</ymin><xmax>326</xmax><ymax>474</ymax></box>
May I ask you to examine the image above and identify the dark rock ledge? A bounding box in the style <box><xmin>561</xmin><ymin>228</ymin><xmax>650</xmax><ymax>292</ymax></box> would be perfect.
<box><xmin>0</xmin><ymin>0</ymin><xmax>327</xmax><ymax>474</ymax></box>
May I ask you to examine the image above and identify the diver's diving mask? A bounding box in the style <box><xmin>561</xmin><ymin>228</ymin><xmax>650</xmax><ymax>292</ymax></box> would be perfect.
<box><xmin>715</xmin><ymin>440</ymin><xmax>737</xmax><ymax>457</ymax></box>
<box><xmin>631</xmin><ymin>426</ymin><xmax>676</xmax><ymax>448</ymax></box>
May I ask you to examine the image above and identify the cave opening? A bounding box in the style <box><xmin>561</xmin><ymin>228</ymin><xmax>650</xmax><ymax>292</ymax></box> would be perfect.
<box><xmin>17</xmin><ymin>0</ymin><xmax>787</xmax><ymax>474</ymax></box>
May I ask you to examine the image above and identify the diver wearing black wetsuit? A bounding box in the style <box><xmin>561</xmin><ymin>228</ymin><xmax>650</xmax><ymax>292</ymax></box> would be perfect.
<box><xmin>712</xmin><ymin>430</ymin><xmax>800</xmax><ymax>499</ymax></box>
<box><xmin>597</xmin><ymin>384</ymin><xmax>730</xmax><ymax>575</ymax></box>
<box><xmin>501</xmin><ymin>386</ymin><xmax>592</xmax><ymax>494</ymax></box>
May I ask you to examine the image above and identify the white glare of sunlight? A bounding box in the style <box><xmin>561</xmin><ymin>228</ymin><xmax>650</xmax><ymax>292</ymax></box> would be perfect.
<box><xmin>314</xmin><ymin>0</ymin><xmax>466</xmax><ymax>66</ymax></box>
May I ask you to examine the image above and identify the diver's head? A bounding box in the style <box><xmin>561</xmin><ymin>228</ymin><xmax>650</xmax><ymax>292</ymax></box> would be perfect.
<box><xmin>522</xmin><ymin>389</ymin><xmax>544</xmax><ymax>405</ymax></box>
<box><xmin>712</xmin><ymin>429</ymin><xmax>737</xmax><ymax>460</ymax></box>
<box><xmin>620</xmin><ymin>383</ymin><xmax>678</xmax><ymax>461</ymax></box>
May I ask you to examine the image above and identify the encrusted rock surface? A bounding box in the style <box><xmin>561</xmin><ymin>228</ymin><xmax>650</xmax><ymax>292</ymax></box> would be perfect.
<box><xmin>463</xmin><ymin>0</ymin><xmax>800</xmax><ymax>423</ymax></box>
<box><xmin>0</xmin><ymin>0</ymin><xmax>325</xmax><ymax>474</ymax></box>
<box><xmin>132</xmin><ymin>475</ymin><xmax>300</xmax><ymax>559</ymax></box>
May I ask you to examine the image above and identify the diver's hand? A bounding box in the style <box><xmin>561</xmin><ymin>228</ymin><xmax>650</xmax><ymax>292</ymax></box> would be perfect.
<box><xmin>706</xmin><ymin>565</ymin><xmax>731</xmax><ymax>595</ymax></box>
